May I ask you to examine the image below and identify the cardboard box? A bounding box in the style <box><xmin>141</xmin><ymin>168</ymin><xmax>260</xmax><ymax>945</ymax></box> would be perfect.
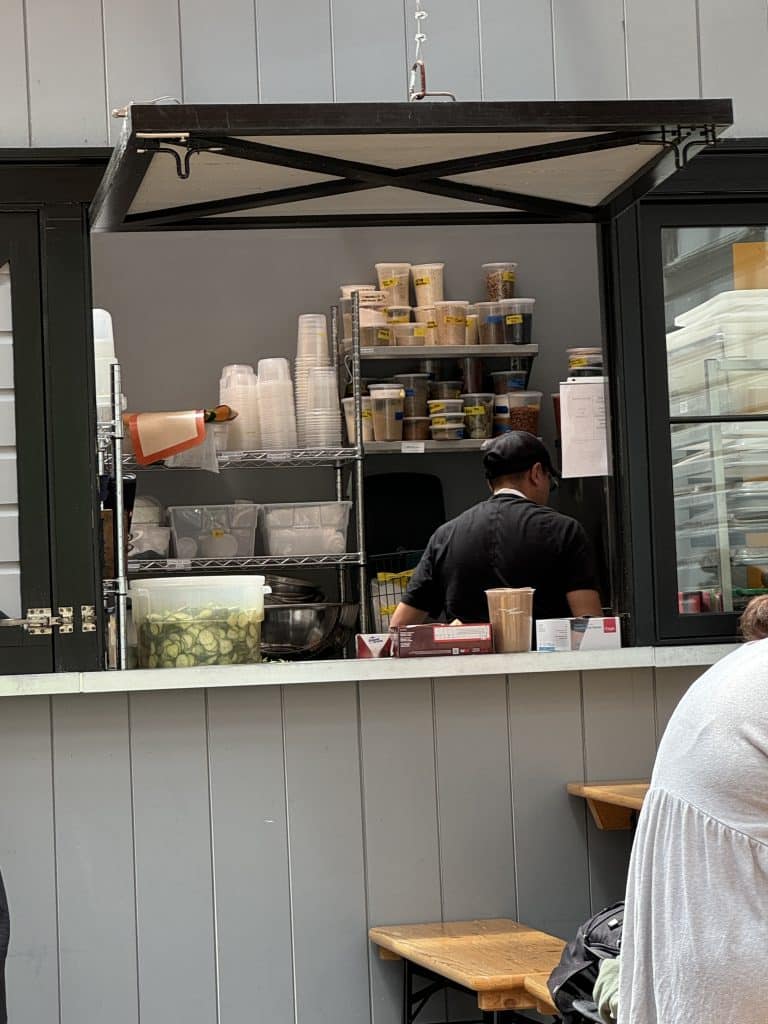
<box><xmin>356</xmin><ymin>634</ymin><xmax>393</xmax><ymax>658</ymax></box>
<box><xmin>393</xmin><ymin>623</ymin><xmax>494</xmax><ymax>658</ymax></box>
<box><xmin>536</xmin><ymin>616</ymin><xmax>621</xmax><ymax>653</ymax></box>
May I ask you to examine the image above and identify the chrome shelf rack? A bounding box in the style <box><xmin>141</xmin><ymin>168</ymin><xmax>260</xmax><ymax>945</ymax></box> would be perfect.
<box><xmin>129</xmin><ymin>553</ymin><xmax>364</xmax><ymax>574</ymax></box>
<box><xmin>358</xmin><ymin>343</ymin><xmax>538</xmax><ymax>360</ymax></box>
<box><xmin>123</xmin><ymin>447</ymin><xmax>360</xmax><ymax>471</ymax></box>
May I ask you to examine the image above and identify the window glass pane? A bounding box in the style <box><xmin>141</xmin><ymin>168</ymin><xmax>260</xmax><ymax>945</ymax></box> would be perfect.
<box><xmin>664</xmin><ymin>226</ymin><xmax>768</xmax><ymax>615</ymax></box>
<box><xmin>0</xmin><ymin>262</ymin><xmax>20</xmax><ymax>618</ymax></box>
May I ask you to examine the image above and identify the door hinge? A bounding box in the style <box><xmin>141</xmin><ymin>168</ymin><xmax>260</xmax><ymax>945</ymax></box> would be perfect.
<box><xmin>81</xmin><ymin>605</ymin><xmax>97</xmax><ymax>633</ymax></box>
<box><xmin>0</xmin><ymin>607</ymin><xmax>74</xmax><ymax>635</ymax></box>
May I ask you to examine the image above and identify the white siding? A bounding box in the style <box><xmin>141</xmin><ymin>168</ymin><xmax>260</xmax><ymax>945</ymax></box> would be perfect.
<box><xmin>0</xmin><ymin>265</ymin><xmax>19</xmax><ymax>618</ymax></box>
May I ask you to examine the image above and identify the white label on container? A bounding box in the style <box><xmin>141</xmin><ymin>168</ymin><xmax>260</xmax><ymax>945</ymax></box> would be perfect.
<box><xmin>401</xmin><ymin>441</ymin><xmax>425</xmax><ymax>454</ymax></box>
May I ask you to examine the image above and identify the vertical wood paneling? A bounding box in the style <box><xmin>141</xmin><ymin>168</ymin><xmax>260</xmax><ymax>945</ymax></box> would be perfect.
<box><xmin>479</xmin><ymin>0</ymin><xmax>555</xmax><ymax>100</ymax></box>
<box><xmin>654</xmin><ymin>666</ymin><xmax>700</xmax><ymax>744</ymax></box>
<box><xmin>255</xmin><ymin>0</ymin><xmax>334</xmax><ymax>102</ymax></box>
<box><xmin>404</xmin><ymin>0</ymin><xmax>482</xmax><ymax>101</ymax></box>
<box><xmin>102</xmin><ymin>0</ymin><xmax>182</xmax><ymax>141</ymax></box>
<box><xmin>0</xmin><ymin>697</ymin><xmax>59</xmax><ymax>1024</ymax></box>
<box><xmin>699</xmin><ymin>0</ymin><xmax>768</xmax><ymax>136</ymax></box>
<box><xmin>0</xmin><ymin>0</ymin><xmax>29</xmax><ymax>146</ymax></box>
<box><xmin>508</xmin><ymin>672</ymin><xmax>589</xmax><ymax>940</ymax></box>
<box><xmin>207</xmin><ymin>687</ymin><xmax>294</xmax><ymax>1024</ymax></box>
<box><xmin>331</xmin><ymin>0</ymin><xmax>406</xmax><ymax>101</ymax></box>
<box><xmin>130</xmin><ymin>690</ymin><xmax>217</xmax><ymax>1024</ymax></box>
<box><xmin>51</xmin><ymin>694</ymin><xmax>138</xmax><ymax>1024</ymax></box>
<box><xmin>179</xmin><ymin>0</ymin><xmax>258</xmax><ymax>102</ymax></box>
<box><xmin>359</xmin><ymin>679</ymin><xmax>443</xmax><ymax>1024</ymax></box>
<box><xmin>553</xmin><ymin>0</ymin><xmax>627</xmax><ymax>99</ymax></box>
<box><xmin>581</xmin><ymin>668</ymin><xmax>655</xmax><ymax>911</ymax></box>
<box><xmin>434</xmin><ymin>675</ymin><xmax>516</xmax><ymax>920</ymax></box>
<box><xmin>625</xmin><ymin>0</ymin><xmax>699</xmax><ymax>99</ymax></box>
<box><xmin>25</xmin><ymin>0</ymin><xmax>106</xmax><ymax>145</ymax></box>
<box><xmin>282</xmin><ymin>683</ymin><xmax>369</xmax><ymax>1024</ymax></box>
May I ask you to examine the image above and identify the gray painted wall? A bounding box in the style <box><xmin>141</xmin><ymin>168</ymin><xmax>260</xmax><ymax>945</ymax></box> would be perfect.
<box><xmin>0</xmin><ymin>665</ymin><xmax>700</xmax><ymax>1024</ymax></box>
<box><xmin>0</xmin><ymin>0</ymin><xmax>764</xmax><ymax>147</ymax></box>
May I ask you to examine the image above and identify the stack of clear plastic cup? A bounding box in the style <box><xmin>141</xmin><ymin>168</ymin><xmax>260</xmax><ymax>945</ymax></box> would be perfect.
<box><xmin>219</xmin><ymin>363</ymin><xmax>261</xmax><ymax>450</ymax></box>
<box><xmin>295</xmin><ymin>314</ymin><xmax>331</xmax><ymax>447</ymax></box>
<box><xmin>257</xmin><ymin>357</ymin><xmax>298</xmax><ymax>450</ymax></box>
<box><xmin>306</xmin><ymin>366</ymin><xmax>342</xmax><ymax>446</ymax></box>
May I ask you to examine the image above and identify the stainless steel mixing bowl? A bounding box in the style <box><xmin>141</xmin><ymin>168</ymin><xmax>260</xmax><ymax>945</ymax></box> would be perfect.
<box><xmin>262</xmin><ymin>602</ymin><xmax>359</xmax><ymax>658</ymax></box>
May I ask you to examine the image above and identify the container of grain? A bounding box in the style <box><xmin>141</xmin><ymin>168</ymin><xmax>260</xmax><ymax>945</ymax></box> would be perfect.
<box><xmin>393</xmin><ymin>323</ymin><xmax>428</xmax><ymax>347</ymax></box>
<box><xmin>411</xmin><ymin>263</ymin><xmax>445</xmax><ymax>306</ymax></box>
<box><xmin>501</xmin><ymin>298</ymin><xmax>535</xmax><ymax>345</ymax></box>
<box><xmin>434</xmin><ymin>300</ymin><xmax>469</xmax><ymax>346</ymax></box>
<box><xmin>461</xmin><ymin>393</ymin><xmax>494</xmax><ymax>439</ymax></box>
<box><xmin>376</xmin><ymin>263</ymin><xmax>411</xmax><ymax>305</ymax></box>
<box><xmin>482</xmin><ymin>262</ymin><xmax>517</xmax><ymax>301</ymax></box>
<box><xmin>369</xmin><ymin>384</ymin><xmax>405</xmax><ymax>442</ymax></box>
<box><xmin>414</xmin><ymin>305</ymin><xmax>438</xmax><ymax>345</ymax></box>
<box><xmin>506</xmin><ymin>390</ymin><xmax>542</xmax><ymax>434</ymax></box>
<box><xmin>393</xmin><ymin>373</ymin><xmax>430</xmax><ymax>417</ymax></box>
<box><xmin>476</xmin><ymin>302</ymin><xmax>506</xmax><ymax>345</ymax></box>
<box><xmin>342</xmin><ymin>396</ymin><xmax>374</xmax><ymax>443</ymax></box>
<box><xmin>485</xmin><ymin>587</ymin><xmax>534</xmax><ymax>653</ymax></box>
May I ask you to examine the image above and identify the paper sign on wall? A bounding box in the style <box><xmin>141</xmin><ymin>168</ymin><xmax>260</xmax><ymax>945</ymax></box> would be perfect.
<box><xmin>560</xmin><ymin>378</ymin><xmax>612</xmax><ymax>478</ymax></box>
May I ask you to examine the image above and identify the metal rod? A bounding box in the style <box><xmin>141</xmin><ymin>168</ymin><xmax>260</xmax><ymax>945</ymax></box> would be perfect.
<box><xmin>703</xmin><ymin>358</ymin><xmax>733</xmax><ymax>613</ymax></box>
<box><xmin>331</xmin><ymin>304</ymin><xmax>350</xmax><ymax>617</ymax></box>
<box><xmin>352</xmin><ymin>291</ymin><xmax>370</xmax><ymax>632</ymax></box>
<box><xmin>110</xmin><ymin>362</ymin><xmax>129</xmax><ymax>669</ymax></box>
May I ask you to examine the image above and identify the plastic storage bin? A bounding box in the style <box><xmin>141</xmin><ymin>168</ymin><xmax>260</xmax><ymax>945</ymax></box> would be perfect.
<box><xmin>131</xmin><ymin>575</ymin><xmax>269</xmax><ymax>668</ymax></box>
<box><xmin>168</xmin><ymin>504</ymin><xmax>259</xmax><ymax>559</ymax></box>
<box><xmin>261</xmin><ymin>501</ymin><xmax>352</xmax><ymax>556</ymax></box>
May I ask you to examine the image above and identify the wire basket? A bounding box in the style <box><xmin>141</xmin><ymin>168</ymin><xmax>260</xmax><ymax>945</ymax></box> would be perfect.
<box><xmin>368</xmin><ymin>550</ymin><xmax>423</xmax><ymax>632</ymax></box>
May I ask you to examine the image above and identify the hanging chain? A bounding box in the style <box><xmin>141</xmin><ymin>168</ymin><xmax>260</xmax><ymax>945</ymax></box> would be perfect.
<box><xmin>408</xmin><ymin>1</ymin><xmax>456</xmax><ymax>102</ymax></box>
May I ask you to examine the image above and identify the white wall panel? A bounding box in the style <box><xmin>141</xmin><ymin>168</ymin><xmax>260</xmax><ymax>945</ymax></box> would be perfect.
<box><xmin>0</xmin><ymin>0</ymin><xmax>28</xmax><ymax>146</ymax></box>
<box><xmin>331</xmin><ymin>0</ymin><xmax>407</xmax><ymax>101</ymax></box>
<box><xmin>25</xmin><ymin>0</ymin><xmax>107</xmax><ymax>145</ymax></box>
<box><xmin>0</xmin><ymin>509</ymin><xmax>19</xmax><ymax>562</ymax></box>
<box><xmin>0</xmin><ymin>395</ymin><xmax>16</xmax><ymax>446</ymax></box>
<box><xmin>255</xmin><ymin>0</ymin><xmax>334</xmax><ymax>102</ymax></box>
<box><xmin>479</xmin><ymin>0</ymin><xmax>555</xmax><ymax>100</ymax></box>
<box><xmin>625</xmin><ymin>0</ymin><xmax>700</xmax><ymax>99</ymax></box>
<box><xmin>0</xmin><ymin>277</ymin><xmax>12</xmax><ymax>332</ymax></box>
<box><xmin>102</xmin><ymin>0</ymin><xmax>183</xmax><ymax>142</ymax></box>
<box><xmin>699</xmin><ymin>0</ymin><xmax>768</xmax><ymax>136</ymax></box>
<box><xmin>179</xmin><ymin>0</ymin><xmax>258</xmax><ymax>102</ymax></box>
<box><xmin>0</xmin><ymin>334</ymin><xmax>13</xmax><ymax>387</ymax></box>
<box><xmin>0</xmin><ymin>453</ymin><xmax>18</xmax><ymax>504</ymax></box>
<box><xmin>553</xmin><ymin>0</ymin><xmax>627</xmax><ymax>99</ymax></box>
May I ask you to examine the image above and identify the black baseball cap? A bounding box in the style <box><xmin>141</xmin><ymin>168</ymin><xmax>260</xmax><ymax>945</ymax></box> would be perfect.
<box><xmin>481</xmin><ymin>431</ymin><xmax>559</xmax><ymax>481</ymax></box>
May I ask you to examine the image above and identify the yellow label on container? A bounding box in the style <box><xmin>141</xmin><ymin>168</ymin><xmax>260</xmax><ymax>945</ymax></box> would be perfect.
<box><xmin>505</xmin><ymin>314</ymin><xmax>523</xmax><ymax>325</ymax></box>
<box><xmin>211</xmin><ymin>529</ymin><xmax>224</xmax><ymax>538</ymax></box>
<box><xmin>427</xmin><ymin>320</ymin><xmax>437</xmax><ymax>329</ymax></box>
<box><xmin>431</xmin><ymin>416</ymin><xmax>457</xmax><ymax>425</ymax></box>
<box><xmin>502</xmin><ymin>270</ymin><xmax>516</xmax><ymax>282</ymax></box>
<box><xmin>445</xmin><ymin>316</ymin><xmax>467</xmax><ymax>326</ymax></box>
<box><xmin>362</xmin><ymin>410</ymin><xmax>373</xmax><ymax>419</ymax></box>
<box><xmin>381</xmin><ymin>277</ymin><xmax>397</xmax><ymax>288</ymax></box>
<box><xmin>414</xmin><ymin>275</ymin><xmax>430</xmax><ymax>286</ymax></box>
<box><xmin>570</xmin><ymin>357</ymin><xmax>590</xmax><ymax>367</ymax></box>
<box><xmin>464</xmin><ymin>406</ymin><xmax>486</xmax><ymax>415</ymax></box>
<box><xmin>377</xmin><ymin>329</ymin><xmax>391</xmax><ymax>343</ymax></box>
<box><xmin>376</xmin><ymin>570</ymin><xmax>415</xmax><ymax>584</ymax></box>
<box><xmin>413</xmin><ymin>325</ymin><xmax>427</xmax><ymax>337</ymax></box>
<box><xmin>388</xmin><ymin>314</ymin><xmax>409</xmax><ymax>323</ymax></box>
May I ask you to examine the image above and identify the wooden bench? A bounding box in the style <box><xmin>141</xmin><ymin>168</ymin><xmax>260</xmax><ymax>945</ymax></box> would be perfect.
<box><xmin>369</xmin><ymin>918</ymin><xmax>564</xmax><ymax>1023</ymax></box>
<box><xmin>566</xmin><ymin>780</ymin><xmax>649</xmax><ymax>830</ymax></box>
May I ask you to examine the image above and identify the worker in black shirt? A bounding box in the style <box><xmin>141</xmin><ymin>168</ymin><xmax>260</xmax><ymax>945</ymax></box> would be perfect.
<box><xmin>390</xmin><ymin>431</ymin><xmax>602</xmax><ymax>627</ymax></box>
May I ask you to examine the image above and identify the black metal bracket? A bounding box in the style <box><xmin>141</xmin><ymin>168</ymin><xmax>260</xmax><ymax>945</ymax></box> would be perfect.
<box><xmin>401</xmin><ymin>961</ymin><xmax>543</xmax><ymax>1024</ymax></box>
<box><xmin>141</xmin><ymin>143</ymin><xmax>199</xmax><ymax>180</ymax></box>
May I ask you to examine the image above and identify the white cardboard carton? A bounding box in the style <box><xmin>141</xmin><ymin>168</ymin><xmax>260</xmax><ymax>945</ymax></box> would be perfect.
<box><xmin>536</xmin><ymin>616</ymin><xmax>621</xmax><ymax>653</ymax></box>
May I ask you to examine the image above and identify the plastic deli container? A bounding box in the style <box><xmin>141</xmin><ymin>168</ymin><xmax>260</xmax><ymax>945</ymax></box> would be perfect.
<box><xmin>342</xmin><ymin>396</ymin><xmax>374</xmax><ymax>443</ymax></box>
<box><xmin>491</xmin><ymin>370</ymin><xmax>527</xmax><ymax>394</ymax></box>
<box><xmin>414</xmin><ymin>305</ymin><xmax>438</xmax><ymax>345</ymax></box>
<box><xmin>506</xmin><ymin>390</ymin><xmax>542</xmax><ymax>433</ymax></box>
<box><xmin>131</xmin><ymin>575</ymin><xmax>269</xmax><ymax>668</ymax></box>
<box><xmin>376</xmin><ymin>262</ymin><xmax>411</xmax><ymax>305</ymax></box>
<box><xmin>430</xmin><ymin>413</ymin><xmax>465</xmax><ymax>426</ymax></box>
<box><xmin>403</xmin><ymin>417</ymin><xmax>430</xmax><ymax>441</ymax></box>
<box><xmin>428</xmin><ymin>398</ymin><xmax>464</xmax><ymax>415</ymax></box>
<box><xmin>393</xmin><ymin>323</ymin><xmax>428</xmax><ymax>347</ymax></box>
<box><xmin>476</xmin><ymin>302</ymin><xmax>507</xmax><ymax>345</ymax></box>
<box><xmin>461</xmin><ymin>393</ymin><xmax>494</xmax><ymax>439</ymax></box>
<box><xmin>466</xmin><ymin>314</ymin><xmax>479</xmax><ymax>346</ymax></box>
<box><xmin>493</xmin><ymin>399</ymin><xmax>512</xmax><ymax>435</ymax></box>
<box><xmin>430</xmin><ymin>380</ymin><xmax>463</xmax><ymax>400</ymax></box>
<box><xmin>369</xmin><ymin>384</ymin><xmax>405</xmax><ymax>441</ymax></box>
<box><xmin>168</xmin><ymin>504</ymin><xmax>259</xmax><ymax>560</ymax></box>
<box><xmin>500</xmin><ymin>299</ymin><xmax>535</xmax><ymax>344</ymax></box>
<box><xmin>261</xmin><ymin>501</ymin><xmax>352</xmax><ymax>556</ymax></box>
<box><xmin>482</xmin><ymin>262</ymin><xmax>518</xmax><ymax>301</ymax></box>
<box><xmin>393</xmin><ymin>373</ymin><xmax>430</xmax><ymax>417</ymax></box>
<box><xmin>431</xmin><ymin>424</ymin><xmax>466</xmax><ymax>441</ymax></box>
<box><xmin>411</xmin><ymin>263</ymin><xmax>445</xmax><ymax>306</ymax></box>
<box><xmin>434</xmin><ymin>301</ymin><xmax>469</xmax><ymax>345</ymax></box>
<box><xmin>386</xmin><ymin>305</ymin><xmax>412</xmax><ymax>324</ymax></box>
<box><xmin>359</xmin><ymin>325</ymin><xmax>393</xmax><ymax>348</ymax></box>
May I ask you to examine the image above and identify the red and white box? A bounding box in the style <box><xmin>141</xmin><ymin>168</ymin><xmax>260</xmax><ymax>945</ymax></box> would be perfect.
<box><xmin>536</xmin><ymin>616</ymin><xmax>621</xmax><ymax>653</ymax></box>
<box><xmin>356</xmin><ymin>634</ymin><xmax>393</xmax><ymax>658</ymax></box>
<box><xmin>392</xmin><ymin>623</ymin><xmax>494</xmax><ymax>658</ymax></box>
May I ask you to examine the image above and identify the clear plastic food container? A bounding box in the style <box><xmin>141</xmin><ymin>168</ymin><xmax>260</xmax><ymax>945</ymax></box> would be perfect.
<box><xmin>168</xmin><ymin>504</ymin><xmax>259</xmax><ymax>559</ymax></box>
<box><xmin>261</xmin><ymin>501</ymin><xmax>352</xmax><ymax>556</ymax></box>
<box><xmin>130</xmin><ymin>575</ymin><xmax>269</xmax><ymax>668</ymax></box>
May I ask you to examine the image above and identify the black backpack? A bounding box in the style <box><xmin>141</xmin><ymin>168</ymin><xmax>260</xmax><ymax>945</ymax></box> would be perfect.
<box><xmin>547</xmin><ymin>901</ymin><xmax>623</xmax><ymax>1024</ymax></box>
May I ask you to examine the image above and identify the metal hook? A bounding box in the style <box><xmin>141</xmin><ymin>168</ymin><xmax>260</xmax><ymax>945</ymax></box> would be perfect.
<box><xmin>408</xmin><ymin>59</ymin><xmax>456</xmax><ymax>102</ymax></box>
<box><xmin>153</xmin><ymin>145</ymin><xmax>196</xmax><ymax>180</ymax></box>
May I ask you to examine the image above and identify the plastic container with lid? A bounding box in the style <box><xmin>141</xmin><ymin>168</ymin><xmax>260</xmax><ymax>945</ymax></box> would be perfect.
<box><xmin>342</xmin><ymin>396</ymin><xmax>373</xmax><ymax>443</ymax></box>
<box><xmin>403</xmin><ymin>417</ymin><xmax>430</xmax><ymax>441</ymax></box>
<box><xmin>393</xmin><ymin>323</ymin><xmax>428</xmax><ymax>347</ymax></box>
<box><xmin>482</xmin><ymin>262</ymin><xmax>518</xmax><ymax>301</ymax></box>
<box><xmin>428</xmin><ymin>398</ymin><xmax>463</xmax><ymax>415</ymax></box>
<box><xmin>567</xmin><ymin>347</ymin><xmax>603</xmax><ymax>368</ymax></box>
<box><xmin>369</xmin><ymin>384</ymin><xmax>405</xmax><ymax>441</ymax></box>
<box><xmin>393</xmin><ymin>373</ymin><xmax>430</xmax><ymax>417</ymax></box>
<box><xmin>491</xmin><ymin>370</ymin><xmax>527</xmax><ymax>394</ymax></box>
<box><xmin>413</xmin><ymin>305</ymin><xmax>438</xmax><ymax>345</ymax></box>
<box><xmin>411</xmin><ymin>264</ymin><xmax>445</xmax><ymax>306</ymax></box>
<box><xmin>434</xmin><ymin>301</ymin><xmax>469</xmax><ymax>345</ymax></box>
<box><xmin>130</xmin><ymin>575</ymin><xmax>270</xmax><ymax>669</ymax></box>
<box><xmin>431</xmin><ymin>423</ymin><xmax>466</xmax><ymax>441</ymax></box>
<box><xmin>261</xmin><ymin>501</ymin><xmax>352</xmax><ymax>555</ymax></box>
<box><xmin>168</xmin><ymin>504</ymin><xmax>259</xmax><ymax>559</ymax></box>
<box><xmin>386</xmin><ymin>305</ymin><xmax>412</xmax><ymax>324</ymax></box>
<box><xmin>476</xmin><ymin>302</ymin><xmax>506</xmax><ymax>345</ymax></box>
<box><xmin>430</xmin><ymin>380</ymin><xmax>463</xmax><ymax>400</ymax></box>
<box><xmin>506</xmin><ymin>390</ymin><xmax>542</xmax><ymax>434</ymax></box>
<box><xmin>462</xmin><ymin>393</ymin><xmax>494</xmax><ymax>439</ymax></box>
<box><xmin>500</xmin><ymin>298</ymin><xmax>535</xmax><ymax>344</ymax></box>
<box><xmin>376</xmin><ymin>262</ymin><xmax>411</xmax><ymax>305</ymax></box>
<box><xmin>430</xmin><ymin>412</ymin><xmax>465</xmax><ymax>426</ymax></box>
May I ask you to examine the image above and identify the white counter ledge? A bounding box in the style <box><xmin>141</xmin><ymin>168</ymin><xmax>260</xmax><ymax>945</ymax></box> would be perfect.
<box><xmin>0</xmin><ymin>644</ymin><xmax>739</xmax><ymax>697</ymax></box>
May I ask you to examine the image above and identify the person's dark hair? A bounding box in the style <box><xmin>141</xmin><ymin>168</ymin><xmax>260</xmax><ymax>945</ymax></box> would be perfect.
<box><xmin>740</xmin><ymin>595</ymin><xmax>768</xmax><ymax>641</ymax></box>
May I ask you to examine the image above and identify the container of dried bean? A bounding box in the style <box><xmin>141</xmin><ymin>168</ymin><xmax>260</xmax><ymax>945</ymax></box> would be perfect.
<box><xmin>500</xmin><ymin>298</ymin><xmax>535</xmax><ymax>345</ymax></box>
<box><xmin>434</xmin><ymin>300</ymin><xmax>469</xmax><ymax>345</ymax></box>
<box><xmin>482</xmin><ymin>262</ymin><xmax>518</xmax><ymax>301</ymax></box>
<box><xmin>476</xmin><ymin>302</ymin><xmax>506</xmax><ymax>345</ymax></box>
<box><xmin>461</xmin><ymin>393</ymin><xmax>494</xmax><ymax>439</ymax></box>
<box><xmin>506</xmin><ymin>390</ymin><xmax>542</xmax><ymax>434</ymax></box>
